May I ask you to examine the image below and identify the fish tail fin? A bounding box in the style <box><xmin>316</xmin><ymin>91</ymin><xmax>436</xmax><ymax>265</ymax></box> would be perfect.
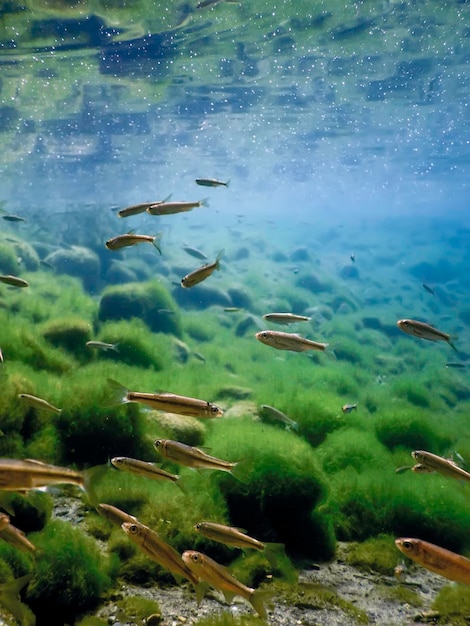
<box><xmin>231</xmin><ymin>457</ymin><xmax>254</xmax><ymax>483</ymax></box>
<box><xmin>225</xmin><ymin>179</ymin><xmax>230</xmax><ymax>187</ymax></box>
<box><xmin>200</xmin><ymin>197</ymin><xmax>209</xmax><ymax>207</ymax></box>
<box><xmin>103</xmin><ymin>378</ymin><xmax>129</xmax><ymax>407</ymax></box>
<box><xmin>152</xmin><ymin>232</ymin><xmax>163</xmax><ymax>255</ymax></box>
<box><xmin>323</xmin><ymin>344</ymin><xmax>337</xmax><ymax>360</ymax></box>
<box><xmin>111</xmin><ymin>342</ymin><xmax>120</xmax><ymax>353</ymax></box>
<box><xmin>0</xmin><ymin>573</ymin><xmax>35</xmax><ymax>626</ymax></box>
<box><xmin>249</xmin><ymin>589</ymin><xmax>269</xmax><ymax>620</ymax></box>
<box><xmin>263</xmin><ymin>542</ymin><xmax>286</xmax><ymax>569</ymax></box>
<box><xmin>449</xmin><ymin>334</ymin><xmax>459</xmax><ymax>352</ymax></box>
<box><xmin>288</xmin><ymin>420</ymin><xmax>299</xmax><ymax>432</ymax></box>
<box><xmin>215</xmin><ymin>249</ymin><xmax>224</xmax><ymax>270</ymax></box>
<box><xmin>83</xmin><ymin>464</ymin><xmax>109</xmax><ymax>508</ymax></box>
<box><xmin>175</xmin><ymin>475</ymin><xmax>189</xmax><ymax>495</ymax></box>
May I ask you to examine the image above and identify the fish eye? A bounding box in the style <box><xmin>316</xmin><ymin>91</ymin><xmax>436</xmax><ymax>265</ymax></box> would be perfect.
<box><xmin>210</xmin><ymin>405</ymin><xmax>220</xmax><ymax>414</ymax></box>
<box><xmin>195</xmin><ymin>523</ymin><xmax>202</xmax><ymax>530</ymax></box>
<box><xmin>261</xmin><ymin>332</ymin><xmax>269</xmax><ymax>339</ymax></box>
<box><xmin>191</xmin><ymin>553</ymin><xmax>201</xmax><ymax>563</ymax></box>
<box><xmin>114</xmin><ymin>457</ymin><xmax>123</xmax><ymax>465</ymax></box>
<box><xmin>402</xmin><ymin>540</ymin><xmax>413</xmax><ymax>550</ymax></box>
<box><xmin>129</xmin><ymin>525</ymin><xmax>138</xmax><ymax>534</ymax></box>
<box><xmin>154</xmin><ymin>440</ymin><xmax>162</xmax><ymax>448</ymax></box>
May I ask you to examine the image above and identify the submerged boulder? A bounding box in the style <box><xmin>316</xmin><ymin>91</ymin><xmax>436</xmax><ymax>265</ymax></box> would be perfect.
<box><xmin>44</xmin><ymin>245</ymin><xmax>100</xmax><ymax>292</ymax></box>
<box><xmin>99</xmin><ymin>280</ymin><xmax>182</xmax><ymax>336</ymax></box>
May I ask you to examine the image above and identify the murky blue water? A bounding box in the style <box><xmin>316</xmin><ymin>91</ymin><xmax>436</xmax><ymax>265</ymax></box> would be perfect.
<box><xmin>1</xmin><ymin>1</ymin><xmax>469</xmax><ymax>221</ymax></box>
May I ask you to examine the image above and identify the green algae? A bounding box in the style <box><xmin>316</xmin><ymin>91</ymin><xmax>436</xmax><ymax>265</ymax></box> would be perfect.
<box><xmin>345</xmin><ymin>535</ymin><xmax>399</xmax><ymax>576</ymax></box>
<box><xmin>318</xmin><ymin>429</ymin><xmax>390</xmax><ymax>474</ymax></box>
<box><xmin>277</xmin><ymin>580</ymin><xmax>369</xmax><ymax>623</ymax></box>
<box><xmin>26</xmin><ymin>520</ymin><xmax>114</xmax><ymax>623</ymax></box>
<box><xmin>114</xmin><ymin>596</ymin><xmax>161</xmax><ymax>624</ymax></box>
<box><xmin>432</xmin><ymin>584</ymin><xmax>470</xmax><ymax>625</ymax></box>
<box><xmin>41</xmin><ymin>316</ymin><xmax>93</xmax><ymax>361</ymax></box>
<box><xmin>192</xmin><ymin>614</ymin><xmax>262</xmax><ymax>626</ymax></box>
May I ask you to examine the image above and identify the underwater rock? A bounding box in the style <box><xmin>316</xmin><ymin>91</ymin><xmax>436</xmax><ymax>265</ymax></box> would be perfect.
<box><xmin>12</xmin><ymin>241</ymin><xmax>40</xmax><ymax>271</ymax></box>
<box><xmin>408</xmin><ymin>259</ymin><xmax>458</xmax><ymax>284</ymax></box>
<box><xmin>172</xmin><ymin>285</ymin><xmax>231</xmax><ymax>310</ymax></box>
<box><xmin>232</xmin><ymin>246</ymin><xmax>250</xmax><ymax>261</ymax></box>
<box><xmin>148</xmin><ymin>411</ymin><xmax>205</xmax><ymax>447</ymax></box>
<box><xmin>290</xmin><ymin>247</ymin><xmax>311</xmax><ymax>262</ymax></box>
<box><xmin>42</xmin><ymin>317</ymin><xmax>92</xmax><ymax>360</ymax></box>
<box><xmin>44</xmin><ymin>245</ymin><xmax>100</xmax><ymax>292</ymax></box>
<box><xmin>222</xmin><ymin>400</ymin><xmax>258</xmax><ymax>418</ymax></box>
<box><xmin>227</xmin><ymin>286</ymin><xmax>253</xmax><ymax>310</ymax></box>
<box><xmin>271</xmin><ymin>250</ymin><xmax>288</xmax><ymax>262</ymax></box>
<box><xmin>215</xmin><ymin>386</ymin><xmax>253</xmax><ymax>400</ymax></box>
<box><xmin>235</xmin><ymin>314</ymin><xmax>259</xmax><ymax>337</ymax></box>
<box><xmin>362</xmin><ymin>317</ymin><xmax>401</xmax><ymax>339</ymax></box>
<box><xmin>295</xmin><ymin>273</ymin><xmax>330</xmax><ymax>293</ymax></box>
<box><xmin>104</xmin><ymin>261</ymin><xmax>138</xmax><ymax>285</ymax></box>
<box><xmin>99</xmin><ymin>281</ymin><xmax>182</xmax><ymax>336</ymax></box>
<box><xmin>339</xmin><ymin>264</ymin><xmax>360</xmax><ymax>280</ymax></box>
<box><xmin>0</xmin><ymin>243</ymin><xmax>19</xmax><ymax>274</ymax></box>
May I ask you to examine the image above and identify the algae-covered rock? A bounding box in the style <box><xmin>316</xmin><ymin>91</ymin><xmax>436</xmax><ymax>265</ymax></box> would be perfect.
<box><xmin>26</xmin><ymin>520</ymin><xmax>113</xmax><ymax>624</ymax></box>
<box><xmin>41</xmin><ymin>316</ymin><xmax>92</xmax><ymax>361</ymax></box>
<box><xmin>99</xmin><ymin>280</ymin><xmax>182</xmax><ymax>336</ymax></box>
<box><xmin>12</xmin><ymin>240</ymin><xmax>40</xmax><ymax>271</ymax></box>
<box><xmin>0</xmin><ymin>242</ymin><xmax>19</xmax><ymax>274</ymax></box>
<box><xmin>172</xmin><ymin>284</ymin><xmax>231</xmax><ymax>309</ymax></box>
<box><xmin>44</xmin><ymin>245</ymin><xmax>100</xmax><ymax>292</ymax></box>
<box><xmin>206</xmin><ymin>418</ymin><xmax>335</xmax><ymax>560</ymax></box>
<box><xmin>295</xmin><ymin>273</ymin><xmax>330</xmax><ymax>293</ymax></box>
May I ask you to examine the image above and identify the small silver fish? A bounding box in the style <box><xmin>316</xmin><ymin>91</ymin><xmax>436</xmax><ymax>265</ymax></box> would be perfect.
<box><xmin>397</xmin><ymin>319</ymin><xmax>457</xmax><ymax>351</ymax></box>
<box><xmin>105</xmin><ymin>232</ymin><xmax>162</xmax><ymax>254</ymax></box>
<box><xmin>86</xmin><ymin>341</ymin><xmax>119</xmax><ymax>353</ymax></box>
<box><xmin>341</xmin><ymin>403</ymin><xmax>358</xmax><ymax>414</ymax></box>
<box><xmin>147</xmin><ymin>199</ymin><xmax>208</xmax><ymax>216</ymax></box>
<box><xmin>18</xmin><ymin>393</ymin><xmax>62</xmax><ymax>414</ymax></box>
<box><xmin>255</xmin><ymin>330</ymin><xmax>334</xmax><ymax>357</ymax></box>
<box><xmin>0</xmin><ymin>275</ymin><xmax>29</xmax><ymax>288</ymax></box>
<box><xmin>263</xmin><ymin>313</ymin><xmax>310</xmax><ymax>325</ymax></box>
<box><xmin>195</xmin><ymin>178</ymin><xmax>230</xmax><ymax>187</ymax></box>
<box><xmin>259</xmin><ymin>405</ymin><xmax>298</xmax><ymax>431</ymax></box>
<box><xmin>182</xmin><ymin>246</ymin><xmax>208</xmax><ymax>260</ymax></box>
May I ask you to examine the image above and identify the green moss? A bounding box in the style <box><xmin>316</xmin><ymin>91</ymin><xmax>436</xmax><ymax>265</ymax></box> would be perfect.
<box><xmin>432</xmin><ymin>585</ymin><xmax>470</xmax><ymax>624</ymax></box>
<box><xmin>278</xmin><ymin>581</ymin><xmax>368</xmax><ymax>623</ymax></box>
<box><xmin>380</xmin><ymin>585</ymin><xmax>423</xmax><ymax>607</ymax></box>
<box><xmin>345</xmin><ymin>535</ymin><xmax>398</xmax><ymax>575</ymax></box>
<box><xmin>318</xmin><ymin>429</ymin><xmax>390</xmax><ymax>474</ymax></box>
<box><xmin>392</xmin><ymin>379</ymin><xmax>430</xmax><ymax>408</ymax></box>
<box><xmin>115</xmin><ymin>596</ymin><xmax>161</xmax><ymax>623</ymax></box>
<box><xmin>0</xmin><ymin>242</ymin><xmax>19</xmax><ymax>274</ymax></box>
<box><xmin>76</xmin><ymin>617</ymin><xmax>109</xmax><ymax>626</ymax></box>
<box><xmin>41</xmin><ymin>316</ymin><xmax>92</xmax><ymax>360</ymax></box>
<box><xmin>26</xmin><ymin>520</ymin><xmax>113</xmax><ymax>623</ymax></box>
<box><xmin>98</xmin><ymin>280</ymin><xmax>183</xmax><ymax>337</ymax></box>
<box><xmin>374</xmin><ymin>409</ymin><xmax>451</xmax><ymax>452</ymax></box>
<box><xmin>205</xmin><ymin>418</ymin><xmax>335</xmax><ymax>560</ymax></box>
<box><xmin>184</xmin><ymin>315</ymin><xmax>214</xmax><ymax>342</ymax></box>
<box><xmin>94</xmin><ymin>319</ymin><xmax>167</xmax><ymax>369</ymax></box>
<box><xmin>10</xmin><ymin>241</ymin><xmax>40</xmax><ymax>272</ymax></box>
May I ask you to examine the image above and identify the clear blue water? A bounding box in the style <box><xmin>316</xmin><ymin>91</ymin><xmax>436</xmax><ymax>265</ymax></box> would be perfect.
<box><xmin>1</xmin><ymin>1</ymin><xmax>469</xmax><ymax>221</ymax></box>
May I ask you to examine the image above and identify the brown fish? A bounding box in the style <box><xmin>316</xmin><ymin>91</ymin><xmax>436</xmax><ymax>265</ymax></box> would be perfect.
<box><xmin>396</xmin><ymin>537</ymin><xmax>470</xmax><ymax>585</ymax></box>
<box><xmin>96</xmin><ymin>503</ymin><xmax>138</xmax><ymax>528</ymax></box>
<box><xmin>181</xmin><ymin>250</ymin><xmax>223</xmax><ymax>288</ymax></box>
<box><xmin>122</xmin><ymin>519</ymin><xmax>207</xmax><ymax>604</ymax></box>
<box><xmin>105</xmin><ymin>232</ymin><xmax>162</xmax><ymax>254</ymax></box>
<box><xmin>153</xmin><ymin>439</ymin><xmax>249</xmax><ymax>482</ymax></box>
<box><xmin>0</xmin><ymin>275</ymin><xmax>29</xmax><ymax>288</ymax></box>
<box><xmin>18</xmin><ymin>393</ymin><xmax>62</xmax><ymax>414</ymax></box>
<box><xmin>117</xmin><ymin>196</ymin><xmax>171</xmax><ymax>218</ymax></box>
<box><xmin>147</xmin><ymin>199</ymin><xmax>208</xmax><ymax>216</ymax></box>
<box><xmin>182</xmin><ymin>550</ymin><xmax>268</xmax><ymax>619</ymax></box>
<box><xmin>397</xmin><ymin>319</ymin><xmax>457</xmax><ymax>351</ymax></box>
<box><xmin>411</xmin><ymin>450</ymin><xmax>470</xmax><ymax>483</ymax></box>
<box><xmin>108</xmin><ymin>379</ymin><xmax>223</xmax><ymax>418</ymax></box>
<box><xmin>111</xmin><ymin>456</ymin><xmax>186</xmax><ymax>492</ymax></box>
<box><xmin>255</xmin><ymin>330</ymin><xmax>334</xmax><ymax>357</ymax></box>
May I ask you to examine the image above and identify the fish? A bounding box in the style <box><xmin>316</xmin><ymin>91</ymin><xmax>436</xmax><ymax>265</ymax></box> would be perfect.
<box><xmin>107</xmin><ymin>379</ymin><xmax>223</xmax><ymax>418</ymax></box>
<box><xmin>0</xmin><ymin>574</ymin><xmax>35</xmax><ymax>626</ymax></box>
<box><xmin>224</xmin><ymin>307</ymin><xmax>242</xmax><ymax>312</ymax></box>
<box><xmin>105</xmin><ymin>232</ymin><xmax>163</xmax><ymax>254</ymax></box>
<box><xmin>2</xmin><ymin>214</ymin><xmax>25</xmax><ymax>222</ymax></box>
<box><xmin>153</xmin><ymin>439</ymin><xmax>250</xmax><ymax>482</ymax></box>
<box><xmin>111</xmin><ymin>457</ymin><xmax>187</xmax><ymax>493</ymax></box>
<box><xmin>96</xmin><ymin>503</ymin><xmax>138</xmax><ymax>528</ymax></box>
<box><xmin>396</xmin><ymin>319</ymin><xmax>458</xmax><ymax>351</ymax></box>
<box><xmin>255</xmin><ymin>330</ymin><xmax>334</xmax><ymax>356</ymax></box>
<box><xmin>341</xmin><ymin>403</ymin><xmax>358</xmax><ymax>414</ymax></box>
<box><xmin>121</xmin><ymin>520</ymin><xmax>207</xmax><ymax>604</ymax></box>
<box><xmin>181</xmin><ymin>250</ymin><xmax>224</xmax><ymax>288</ymax></box>
<box><xmin>0</xmin><ymin>521</ymin><xmax>36</xmax><ymax>554</ymax></box>
<box><xmin>259</xmin><ymin>405</ymin><xmax>299</xmax><ymax>431</ymax></box>
<box><xmin>182</xmin><ymin>550</ymin><xmax>268</xmax><ymax>620</ymax></box>
<box><xmin>422</xmin><ymin>283</ymin><xmax>435</xmax><ymax>296</ymax></box>
<box><xmin>350</xmin><ymin>253</ymin><xmax>355</xmax><ymax>263</ymax></box>
<box><xmin>146</xmin><ymin>198</ymin><xmax>208</xmax><ymax>216</ymax></box>
<box><xmin>85</xmin><ymin>340</ymin><xmax>120</xmax><ymax>353</ymax></box>
<box><xmin>0</xmin><ymin>458</ymin><xmax>104</xmax><ymax>507</ymax></box>
<box><xmin>395</xmin><ymin>537</ymin><xmax>470</xmax><ymax>586</ymax></box>
<box><xmin>411</xmin><ymin>450</ymin><xmax>470</xmax><ymax>483</ymax></box>
<box><xmin>394</xmin><ymin>559</ymin><xmax>407</xmax><ymax>582</ymax></box>
<box><xmin>0</xmin><ymin>275</ymin><xmax>29</xmax><ymax>288</ymax></box>
<box><xmin>195</xmin><ymin>178</ymin><xmax>230</xmax><ymax>187</ymax></box>
<box><xmin>262</xmin><ymin>313</ymin><xmax>310</xmax><ymax>325</ymax></box>
<box><xmin>194</xmin><ymin>521</ymin><xmax>284</xmax><ymax>569</ymax></box>
<box><xmin>445</xmin><ymin>362</ymin><xmax>466</xmax><ymax>369</ymax></box>
<box><xmin>182</xmin><ymin>246</ymin><xmax>208</xmax><ymax>260</ymax></box>
<box><xmin>117</xmin><ymin>196</ymin><xmax>171</xmax><ymax>218</ymax></box>
<box><xmin>18</xmin><ymin>393</ymin><xmax>62</xmax><ymax>414</ymax></box>
<box><xmin>0</xmin><ymin>347</ymin><xmax>3</xmax><ymax>363</ymax></box>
